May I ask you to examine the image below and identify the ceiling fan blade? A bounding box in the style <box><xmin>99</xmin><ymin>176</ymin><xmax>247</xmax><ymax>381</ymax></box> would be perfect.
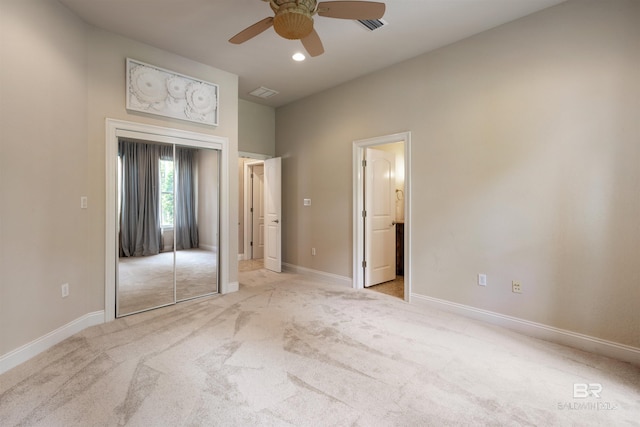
<box><xmin>317</xmin><ymin>1</ymin><xmax>385</xmax><ymax>20</ymax></box>
<box><xmin>301</xmin><ymin>29</ymin><xmax>324</xmax><ymax>57</ymax></box>
<box><xmin>229</xmin><ymin>17</ymin><xmax>274</xmax><ymax>44</ymax></box>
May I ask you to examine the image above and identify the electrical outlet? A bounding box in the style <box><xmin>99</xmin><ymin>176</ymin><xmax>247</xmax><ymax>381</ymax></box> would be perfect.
<box><xmin>478</xmin><ymin>274</ymin><xmax>487</xmax><ymax>286</ymax></box>
<box><xmin>512</xmin><ymin>281</ymin><xmax>522</xmax><ymax>294</ymax></box>
<box><xmin>61</xmin><ymin>283</ymin><xmax>69</xmax><ymax>298</ymax></box>
<box><xmin>311</xmin><ymin>248</ymin><xmax>316</xmax><ymax>256</ymax></box>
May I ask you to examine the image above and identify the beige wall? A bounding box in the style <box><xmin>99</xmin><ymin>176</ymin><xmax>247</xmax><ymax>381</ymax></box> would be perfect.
<box><xmin>0</xmin><ymin>0</ymin><xmax>89</xmax><ymax>356</ymax></box>
<box><xmin>239</xmin><ymin>99</ymin><xmax>275</xmax><ymax>156</ymax></box>
<box><xmin>276</xmin><ymin>0</ymin><xmax>640</xmax><ymax>348</ymax></box>
<box><xmin>87</xmin><ymin>27</ymin><xmax>239</xmax><ymax>313</ymax></box>
<box><xmin>237</xmin><ymin>99</ymin><xmax>275</xmax><ymax>255</ymax></box>
<box><xmin>0</xmin><ymin>0</ymin><xmax>239</xmax><ymax>357</ymax></box>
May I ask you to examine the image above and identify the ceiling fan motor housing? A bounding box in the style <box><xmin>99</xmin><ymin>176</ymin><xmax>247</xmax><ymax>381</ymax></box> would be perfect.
<box><xmin>271</xmin><ymin>0</ymin><xmax>316</xmax><ymax>40</ymax></box>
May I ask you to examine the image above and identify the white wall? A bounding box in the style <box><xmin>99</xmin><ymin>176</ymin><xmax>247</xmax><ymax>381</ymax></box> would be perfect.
<box><xmin>276</xmin><ymin>0</ymin><xmax>640</xmax><ymax>349</ymax></box>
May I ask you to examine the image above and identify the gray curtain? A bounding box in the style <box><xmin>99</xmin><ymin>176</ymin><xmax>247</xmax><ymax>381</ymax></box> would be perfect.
<box><xmin>119</xmin><ymin>140</ymin><xmax>172</xmax><ymax>257</ymax></box>
<box><xmin>175</xmin><ymin>147</ymin><xmax>199</xmax><ymax>250</ymax></box>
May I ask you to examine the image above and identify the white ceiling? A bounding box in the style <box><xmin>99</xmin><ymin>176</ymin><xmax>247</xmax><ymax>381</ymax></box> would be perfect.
<box><xmin>57</xmin><ymin>0</ymin><xmax>565</xmax><ymax>108</ymax></box>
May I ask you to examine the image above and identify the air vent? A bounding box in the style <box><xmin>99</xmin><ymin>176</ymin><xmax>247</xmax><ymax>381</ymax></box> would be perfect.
<box><xmin>357</xmin><ymin>18</ymin><xmax>387</xmax><ymax>31</ymax></box>
<box><xmin>249</xmin><ymin>86</ymin><xmax>279</xmax><ymax>99</ymax></box>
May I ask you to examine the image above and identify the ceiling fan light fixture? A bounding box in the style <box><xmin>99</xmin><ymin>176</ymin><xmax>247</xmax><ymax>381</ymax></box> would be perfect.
<box><xmin>270</xmin><ymin>0</ymin><xmax>316</xmax><ymax>40</ymax></box>
<box><xmin>231</xmin><ymin>0</ymin><xmax>387</xmax><ymax>57</ymax></box>
<box><xmin>292</xmin><ymin>52</ymin><xmax>306</xmax><ymax>61</ymax></box>
<box><xmin>273</xmin><ymin>9</ymin><xmax>313</xmax><ymax>40</ymax></box>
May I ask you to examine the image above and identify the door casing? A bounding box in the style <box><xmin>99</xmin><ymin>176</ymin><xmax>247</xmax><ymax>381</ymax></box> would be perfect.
<box><xmin>242</xmin><ymin>157</ymin><xmax>267</xmax><ymax>261</ymax></box>
<box><xmin>353</xmin><ymin>132</ymin><xmax>411</xmax><ymax>301</ymax></box>
<box><xmin>105</xmin><ymin>119</ymin><xmax>232</xmax><ymax>322</ymax></box>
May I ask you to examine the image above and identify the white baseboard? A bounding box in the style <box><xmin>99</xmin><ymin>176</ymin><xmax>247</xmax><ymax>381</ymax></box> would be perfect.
<box><xmin>0</xmin><ymin>311</ymin><xmax>105</xmax><ymax>375</ymax></box>
<box><xmin>282</xmin><ymin>263</ymin><xmax>352</xmax><ymax>287</ymax></box>
<box><xmin>223</xmin><ymin>281</ymin><xmax>239</xmax><ymax>294</ymax></box>
<box><xmin>411</xmin><ymin>293</ymin><xmax>640</xmax><ymax>366</ymax></box>
<box><xmin>200</xmin><ymin>244</ymin><xmax>217</xmax><ymax>252</ymax></box>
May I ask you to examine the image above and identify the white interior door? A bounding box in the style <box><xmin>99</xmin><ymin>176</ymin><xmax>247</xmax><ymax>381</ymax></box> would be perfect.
<box><xmin>364</xmin><ymin>148</ymin><xmax>396</xmax><ymax>287</ymax></box>
<box><xmin>264</xmin><ymin>157</ymin><xmax>281</xmax><ymax>272</ymax></box>
<box><xmin>251</xmin><ymin>164</ymin><xmax>265</xmax><ymax>259</ymax></box>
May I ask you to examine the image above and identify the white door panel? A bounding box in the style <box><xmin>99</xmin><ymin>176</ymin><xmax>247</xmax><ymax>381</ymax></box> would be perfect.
<box><xmin>365</xmin><ymin>148</ymin><xmax>396</xmax><ymax>287</ymax></box>
<box><xmin>264</xmin><ymin>157</ymin><xmax>281</xmax><ymax>272</ymax></box>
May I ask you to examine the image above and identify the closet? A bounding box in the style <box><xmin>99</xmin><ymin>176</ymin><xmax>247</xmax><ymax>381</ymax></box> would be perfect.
<box><xmin>116</xmin><ymin>138</ymin><xmax>220</xmax><ymax>317</ymax></box>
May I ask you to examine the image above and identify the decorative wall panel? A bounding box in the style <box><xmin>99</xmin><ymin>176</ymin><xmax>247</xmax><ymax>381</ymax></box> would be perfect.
<box><xmin>126</xmin><ymin>58</ymin><xmax>218</xmax><ymax>126</ymax></box>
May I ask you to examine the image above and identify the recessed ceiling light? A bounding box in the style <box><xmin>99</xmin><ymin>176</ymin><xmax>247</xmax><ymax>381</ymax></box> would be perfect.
<box><xmin>292</xmin><ymin>52</ymin><xmax>306</xmax><ymax>62</ymax></box>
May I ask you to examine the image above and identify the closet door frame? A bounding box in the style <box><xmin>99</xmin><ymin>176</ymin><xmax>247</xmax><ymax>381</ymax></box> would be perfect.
<box><xmin>105</xmin><ymin>119</ymin><xmax>230</xmax><ymax>322</ymax></box>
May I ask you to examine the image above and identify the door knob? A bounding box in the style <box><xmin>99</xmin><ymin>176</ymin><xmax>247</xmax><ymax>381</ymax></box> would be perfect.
<box><xmin>272</xmin><ymin>219</ymin><xmax>279</xmax><ymax>223</ymax></box>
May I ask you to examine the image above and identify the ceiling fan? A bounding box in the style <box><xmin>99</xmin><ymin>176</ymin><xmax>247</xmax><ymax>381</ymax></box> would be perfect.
<box><xmin>229</xmin><ymin>0</ymin><xmax>386</xmax><ymax>57</ymax></box>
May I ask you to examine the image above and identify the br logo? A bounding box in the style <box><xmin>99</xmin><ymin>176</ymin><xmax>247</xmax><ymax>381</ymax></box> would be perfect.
<box><xmin>573</xmin><ymin>383</ymin><xmax>602</xmax><ymax>398</ymax></box>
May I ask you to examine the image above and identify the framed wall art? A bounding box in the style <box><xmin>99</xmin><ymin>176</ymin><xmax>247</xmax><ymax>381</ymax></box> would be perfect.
<box><xmin>126</xmin><ymin>58</ymin><xmax>219</xmax><ymax>126</ymax></box>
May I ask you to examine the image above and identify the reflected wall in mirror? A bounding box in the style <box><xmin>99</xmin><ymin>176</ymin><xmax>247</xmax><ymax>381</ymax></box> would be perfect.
<box><xmin>176</xmin><ymin>147</ymin><xmax>219</xmax><ymax>302</ymax></box>
<box><xmin>116</xmin><ymin>138</ymin><xmax>219</xmax><ymax>317</ymax></box>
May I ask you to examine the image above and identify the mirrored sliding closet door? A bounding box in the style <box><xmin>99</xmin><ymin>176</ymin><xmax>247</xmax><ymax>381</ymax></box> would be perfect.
<box><xmin>116</xmin><ymin>138</ymin><xmax>220</xmax><ymax>317</ymax></box>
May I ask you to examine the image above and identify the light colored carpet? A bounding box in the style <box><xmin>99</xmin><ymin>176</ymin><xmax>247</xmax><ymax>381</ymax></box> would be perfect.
<box><xmin>118</xmin><ymin>248</ymin><xmax>218</xmax><ymax>315</ymax></box>
<box><xmin>1</xmin><ymin>266</ymin><xmax>639</xmax><ymax>426</ymax></box>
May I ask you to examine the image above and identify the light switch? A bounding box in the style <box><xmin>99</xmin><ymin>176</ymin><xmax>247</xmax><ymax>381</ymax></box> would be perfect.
<box><xmin>303</xmin><ymin>198</ymin><xmax>311</xmax><ymax>206</ymax></box>
<box><xmin>478</xmin><ymin>274</ymin><xmax>487</xmax><ymax>286</ymax></box>
<box><xmin>81</xmin><ymin>196</ymin><xmax>88</xmax><ymax>209</ymax></box>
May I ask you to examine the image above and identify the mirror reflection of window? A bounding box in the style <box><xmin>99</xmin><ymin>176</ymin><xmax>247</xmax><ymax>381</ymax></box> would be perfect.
<box><xmin>159</xmin><ymin>159</ymin><xmax>174</xmax><ymax>229</ymax></box>
<box><xmin>116</xmin><ymin>139</ymin><xmax>219</xmax><ymax>317</ymax></box>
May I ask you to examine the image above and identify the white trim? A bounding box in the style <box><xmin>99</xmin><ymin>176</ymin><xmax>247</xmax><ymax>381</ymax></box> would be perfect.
<box><xmin>225</xmin><ymin>281</ymin><xmax>239</xmax><ymax>294</ymax></box>
<box><xmin>105</xmin><ymin>118</ymin><xmax>232</xmax><ymax>321</ymax></box>
<box><xmin>411</xmin><ymin>293</ymin><xmax>640</xmax><ymax>366</ymax></box>
<box><xmin>239</xmin><ymin>151</ymin><xmax>272</xmax><ymax>160</ymax></box>
<box><xmin>282</xmin><ymin>262</ymin><xmax>351</xmax><ymax>287</ymax></box>
<box><xmin>0</xmin><ymin>311</ymin><xmax>104</xmax><ymax>375</ymax></box>
<box><xmin>238</xmin><ymin>152</ymin><xmax>272</xmax><ymax>261</ymax></box>
<box><xmin>352</xmin><ymin>132</ymin><xmax>412</xmax><ymax>302</ymax></box>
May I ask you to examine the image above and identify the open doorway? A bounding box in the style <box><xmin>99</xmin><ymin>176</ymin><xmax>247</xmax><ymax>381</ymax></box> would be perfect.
<box><xmin>353</xmin><ymin>132</ymin><xmax>411</xmax><ymax>302</ymax></box>
<box><xmin>239</xmin><ymin>155</ymin><xmax>267</xmax><ymax>264</ymax></box>
<box><xmin>238</xmin><ymin>153</ymin><xmax>282</xmax><ymax>274</ymax></box>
